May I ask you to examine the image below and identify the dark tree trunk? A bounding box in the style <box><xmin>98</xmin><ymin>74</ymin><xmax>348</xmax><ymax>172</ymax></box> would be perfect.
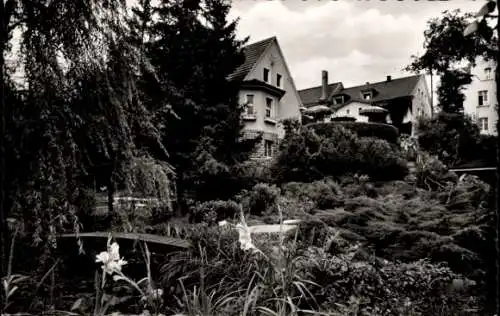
<box><xmin>0</xmin><ymin>0</ymin><xmax>9</xmax><ymax>278</ymax></box>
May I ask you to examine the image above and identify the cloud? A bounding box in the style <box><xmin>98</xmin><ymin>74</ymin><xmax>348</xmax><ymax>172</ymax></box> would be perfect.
<box><xmin>229</xmin><ymin>0</ymin><xmax>483</xmax><ymax>93</ymax></box>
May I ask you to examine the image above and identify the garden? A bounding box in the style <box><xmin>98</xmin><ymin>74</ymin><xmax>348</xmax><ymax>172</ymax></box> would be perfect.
<box><xmin>0</xmin><ymin>1</ymin><xmax>498</xmax><ymax>315</ymax></box>
<box><xmin>2</xmin><ymin>117</ymin><xmax>496</xmax><ymax>316</ymax></box>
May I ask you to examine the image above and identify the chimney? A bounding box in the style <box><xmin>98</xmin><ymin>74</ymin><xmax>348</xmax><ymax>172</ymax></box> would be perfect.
<box><xmin>320</xmin><ymin>70</ymin><xmax>328</xmax><ymax>101</ymax></box>
<box><xmin>386</xmin><ymin>75</ymin><xmax>392</xmax><ymax>82</ymax></box>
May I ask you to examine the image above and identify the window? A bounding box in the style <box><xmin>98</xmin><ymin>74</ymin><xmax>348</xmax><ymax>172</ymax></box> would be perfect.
<box><xmin>363</xmin><ymin>92</ymin><xmax>372</xmax><ymax>100</ymax></box>
<box><xmin>358</xmin><ymin>107</ymin><xmax>362</xmax><ymax>114</ymax></box>
<box><xmin>346</xmin><ymin>109</ymin><xmax>350</xmax><ymax>115</ymax></box>
<box><xmin>478</xmin><ymin>90</ymin><xmax>488</xmax><ymax>106</ymax></box>
<box><xmin>485</xmin><ymin>67</ymin><xmax>492</xmax><ymax>80</ymax></box>
<box><xmin>265</xmin><ymin>97</ymin><xmax>273</xmax><ymax>117</ymax></box>
<box><xmin>479</xmin><ymin>117</ymin><xmax>489</xmax><ymax>132</ymax></box>
<box><xmin>334</xmin><ymin>96</ymin><xmax>343</xmax><ymax>105</ymax></box>
<box><xmin>263</xmin><ymin>68</ymin><xmax>270</xmax><ymax>83</ymax></box>
<box><xmin>276</xmin><ymin>74</ymin><xmax>282</xmax><ymax>87</ymax></box>
<box><xmin>264</xmin><ymin>140</ymin><xmax>273</xmax><ymax>157</ymax></box>
<box><xmin>245</xmin><ymin>94</ymin><xmax>254</xmax><ymax>115</ymax></box>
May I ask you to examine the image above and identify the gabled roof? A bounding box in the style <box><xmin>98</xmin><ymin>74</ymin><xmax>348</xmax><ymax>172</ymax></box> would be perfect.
<box><xmin>298</xmin><ymin>74</ymin><xmax>423</xmax><ymax>107</ymax></box>
<box><xmin>340</xmin><ymin>74</ymin><xmax>422</xmax><ymax>103</ymax></box>
<box><xmin>298</xmin><ymin>82</ymin><xmax>343</xmax><ymax>107</ymax></box>
<box><xmin>228</xmin><ymin>36</ymin><xmax>276</xmax><ymax>82</ymax></box>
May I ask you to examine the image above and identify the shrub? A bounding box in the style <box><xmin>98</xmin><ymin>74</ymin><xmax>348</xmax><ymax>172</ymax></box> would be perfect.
<box><xmin>330</xmin><ymin>116</ymin><xmax>357</xmax><ymax>122</ymax></box>
<box><xmin>416</xmin><ymin>112</ymin><xmax>492</xmax><ymax>167</ymax></box>
<box><xmin>189</xmin><ymin>200</ymin><xmax>240</xmax><ymax>225</ymax></box>
<box><xmin>303</xmin><ymin>246</ymin><xmax>479</xmax><ymax>316</ymax></box>
<box><xmin>274</xmin><ymin>124</ymin><xmax>408</xmax><ymax>183</ymax></box>
<box><xmin>281</xmin><ymin>178</ymin><xmax>343</xmax><ymax>210</ymax></box>
<box><xmin>356</xmin><ymin>137</ymin><xmax>409</xmax><ymax>180</ymax></box>
<box><xmin>246</xmin><ymin>183</ymin><xmax>280</xmax><ymax>216</ymax></box>
<box><xmin>308</xmin><ymin>121</ymin><xmax>400</xmax><ymax>143</ymax></box>
<box><xmin>415</xmin><ymin>151</ymin><xmax>457</xmax><ymax>190</ymax></box>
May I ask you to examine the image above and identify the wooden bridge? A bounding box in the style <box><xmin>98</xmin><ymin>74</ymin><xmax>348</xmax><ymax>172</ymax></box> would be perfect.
<box><xmin>58</xmin><ymin>232</ymin><xmax>191</xmax><ymax>249</ymax></box>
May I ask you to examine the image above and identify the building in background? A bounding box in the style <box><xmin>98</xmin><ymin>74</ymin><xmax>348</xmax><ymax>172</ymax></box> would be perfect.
<box><xmin>298</xmin><ymin>72</ymin><xmax>432</xmax><ymax>136</ymax></box>
<box><xmin>463</xmin><ymin>57</ymin><xmax>498</xmax><ymax>135</ymax></box>
<box><xmin>228</xmin><ymin>36</ymin><xmax>302</xmax><ymax>159</ymax></box>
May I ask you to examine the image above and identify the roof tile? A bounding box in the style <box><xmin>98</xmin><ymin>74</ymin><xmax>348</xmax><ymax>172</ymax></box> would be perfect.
<box><xmin>228</xmin><ymin>37</ymin><xmax>276</xmax><ymax>82</ymax></box>
<box><xmin>299</xmin><ymin>74</ymin><xmax>423</xmax><ymax>107</ymax></box>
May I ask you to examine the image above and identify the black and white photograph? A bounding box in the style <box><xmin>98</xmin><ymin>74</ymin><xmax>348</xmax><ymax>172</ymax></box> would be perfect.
<box><xmin>0</xmin><ymin>0</ymin><xmax>499</xmax><ymax>315</ymax></box>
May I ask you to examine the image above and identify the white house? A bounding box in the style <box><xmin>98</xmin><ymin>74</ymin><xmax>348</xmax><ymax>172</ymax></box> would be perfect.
<box><xmin>228</xmin><ymin>36</ymin><xmax>302</xmax><ymax>158</ymax></box>
<box><xmin>298</xmin><ymin>71</ymin><xmax>432</xmax><ymax>136</ymax></box>
<box><xmin>463</xmin><ymin>57</ymin><xmax>498</xmax><ymax>135</ymax></box>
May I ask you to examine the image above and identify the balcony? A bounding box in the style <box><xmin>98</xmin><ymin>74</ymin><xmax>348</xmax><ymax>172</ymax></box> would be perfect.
<box><xmin>242</xmin><ymin>113</ymin><xmax>257</xmax><ymax>121</ymax></box>
<box><xmin>264</xmin><ymin>117</ymin><xmax>277</xmax><ymax>125</ymax></box>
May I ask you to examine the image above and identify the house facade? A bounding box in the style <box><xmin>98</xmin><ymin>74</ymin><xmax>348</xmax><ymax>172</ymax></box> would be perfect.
<box><xmin>463</xmin><ymin>57</ymin><xmax>498</xmax><ymax>135</ymax></box>
<box><xmin>298</xmin><ymin>71</ymin><xmax>432</xmax><ymax>136</ymax></box>
<box><xmin>229</xmin><ymin>37</ymin><xmax>302</xmax><ymax>159</ymax></box>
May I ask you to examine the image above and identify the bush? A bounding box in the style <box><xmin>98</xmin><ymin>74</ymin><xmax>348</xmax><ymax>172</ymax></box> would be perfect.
<box><xmin>281</xmin><ymin>179</ymin><xmax>343</xmax><ymax>210</ymax></box>
<box><xmin>273</xmin><ymin>124</ymin><xmax>408</xmax><ymax>183</ymax></box>
<box><xmin>303</xmin><ymin>246</ymin><xmax>479</xmax><ymax>315</ymax></box>
<box><xmin>417</xmin><ymin>112</ymin><xmax>495</xmax><ymax>167</ymax></box>
<box><xmin>246</xmin><ymin>183</ymin><xmax>280</xmax><ymax>216</ymax></box>
<box><xmin>308</xmin><ymin>121</ymin><xmax>400</xmax><ymax>144</ymax></box>
<box><xmin>189</xmin><ymin>199</ymin><xmax>240</xmax><ymax>225</ymax></box>
<box><xmin>330</xmin><ymin>116</ymin><xmax>356</xmax><ymax>122</ymax></box>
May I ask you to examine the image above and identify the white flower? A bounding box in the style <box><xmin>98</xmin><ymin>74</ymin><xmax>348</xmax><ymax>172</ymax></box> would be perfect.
<box><xmin>95</xmin><ymin>238</ymin><xmax>127</xmax><ymax>275</ymax></box>
<box><xmin>218</xmin><ymin>220</ymin><xmax>228</xmax><ymax>227</ymax></box>
<box><xmin>235</xmin><ymin>223</ymin><xmax>257</xmax><ymax>251</ymax></box>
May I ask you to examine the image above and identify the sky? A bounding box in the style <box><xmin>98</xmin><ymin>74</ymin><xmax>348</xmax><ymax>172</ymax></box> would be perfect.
<box><xmin>228</xmin><ymin>0</ymin><xmax>485</xmax><ymax>95</ymax></box>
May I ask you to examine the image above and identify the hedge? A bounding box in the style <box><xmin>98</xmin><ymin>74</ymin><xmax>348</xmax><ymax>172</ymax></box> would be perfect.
<box><xmin>330</xmin><ymin>116</ymin><xmax>357</xmax><ymax>122</ymax></box>
<box><xmin>307</xmin><ymin>121</ymin><xmax>399</xmax><ymax>143</ymax></box>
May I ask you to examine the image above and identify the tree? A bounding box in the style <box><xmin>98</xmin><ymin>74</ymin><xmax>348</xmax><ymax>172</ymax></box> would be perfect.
<box><xmin>406</xmin><ymin>9</ymin><xmax>494</xmax><ymax>74</ymax></box>
<box><xmin>405</xmin><ymin>9</ymin><xmax>494</xmax><ymax>113</ymax></box>
<box><xmin>0</xmin><ymin>0</ymin><xmax>163</xmax><ymax>274</ymax></box>
<box><xmin>436</xmin><ymin>69</ymin><xmax>473</xmax><ymax>114</ymax></box>
<box><xmin>141</xmin><ymin>0</ymin><xmax>259</xmax><ymax>205</ymax></box>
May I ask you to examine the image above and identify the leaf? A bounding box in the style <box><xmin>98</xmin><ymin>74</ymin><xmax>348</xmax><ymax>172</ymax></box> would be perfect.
<box><xmin>71</xmin><ymin>297</ymin><xmax>84</xmax><ymax>311</ymax></box>
<box><xmin>7</xmin><ymin>285</ymin><xmax>19</xmax><ymax>297</ymax></box>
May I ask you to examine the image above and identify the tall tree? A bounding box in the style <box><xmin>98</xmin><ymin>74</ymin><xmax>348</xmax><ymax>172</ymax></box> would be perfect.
<box><xmin>142</xmin><ymin>0</ymin><xmax>258</xmax><ymax>205</ymax></box>
<box><xmin>0</xmin><ymin>0</ymin><xmax>162</xmax><ymax>273</ymax></box>
<box><xmin>405</xmin><ymin>9</ymin><xmax>494</xmax><ymax>114</ymax></box>
<box><xmin>436</xmin><ymin>69</ymin><xmax>473</xmax><ymax>114</ymax></box>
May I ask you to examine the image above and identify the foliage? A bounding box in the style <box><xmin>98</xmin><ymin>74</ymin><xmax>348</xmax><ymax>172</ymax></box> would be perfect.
<box><xmin>330</xmin><ymin>116</ymin><xmax>356</xmax><ymax>122</ymax></box>
<box><xmin>436</xmin><ymin>69</ymin><xmax>473</xmax><ymax>114</ymax></box>
<box><xmin>305</xmin><ymin>246</ymin><xmax>479</xmax><ymax>315</ymax></box>
<box><xmin>243</xmin><ymin>183</ymin><xmax>281</xmax><ymax>216</ymax></box>
<box><xmin>281</xmin><ymin>179</ymin><xmax>343</xmax><ymax>210</ymax></box>
<box><xmin>141</xmin><ymin>0</ymin><xmax>259</xmax><ymax>205</ymax></box>
<box><xmin>417</xmin><ymin>112</ymin><xmax>492</xmax><ymax>166</ymax></box>
<box><xmin>273</xmin><ymin>123</ymin><xmax>408</xmax><ymax>183</ymax></box>
<box><xmin>0</xmin><ymin>0</ymin><xmax>171</xmax><ymax>269</ymax></box>
<box><xmin>189</xmin><ymin>200</ymin><xmax>240</xmax><ymax>225</ymax></box>
<box><xmin>405</xmin><ymin>9</ymin><xmax>494</xmax><ymax>74</ymax></box>
<box><xmin>405</xmin><ymin>9</ymin><xmax>495</xmax><ymax>114</ymax></box>
<box><xmin>309</xmin><ymin>121</ymin><xmax>400</xmax><ymax>144</ymax></box>
<box><xmin>414</xmin><ymin>151</ymin><xmax>458</xmax><ymax>191</ymax></box>
<box><xmin>159</xmin><ymin>208</ymin><xmax>481</xmax><ymax>316</ymax></box>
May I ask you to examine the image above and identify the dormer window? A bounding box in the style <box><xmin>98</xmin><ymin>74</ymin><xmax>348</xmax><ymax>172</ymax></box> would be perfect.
<box><xmin>263</xmin><ymin>68</ymin><xmax>270</xmax><ymax>83</ymax></box>
<box><xmin>363</xmin><ymin>92</ymin><xmax>372</xmax><ymax>100</ymax></box>
<box><xmin>333</xmin><ymin>96</ymin><xmax>344</xmax><ymax>105</ymax></box>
